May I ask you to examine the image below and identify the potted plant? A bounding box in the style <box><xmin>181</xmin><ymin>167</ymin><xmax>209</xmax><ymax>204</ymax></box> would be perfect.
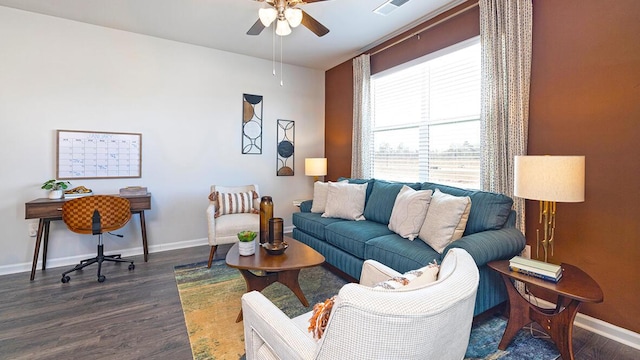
<box><xmin>41</xmin><ymin>179</ymin><xmax>71</xmax><ymax>199</ymax></box>
<box><xmin>237</xmin><ymin>230</ymin><xmax>257</xmax><ymax>256</ymax></box>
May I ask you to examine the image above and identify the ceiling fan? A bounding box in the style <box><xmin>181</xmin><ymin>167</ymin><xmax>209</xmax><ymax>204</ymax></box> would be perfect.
<box><xmin>247</xmin><ymin>0</ymin><xmax>330</xmax><ymax>37</ymax></box>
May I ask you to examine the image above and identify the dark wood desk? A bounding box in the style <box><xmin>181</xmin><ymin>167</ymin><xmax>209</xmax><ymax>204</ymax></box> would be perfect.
<box><xmin>25</xmin><ymin>194</ymin><xmax>151</xmax><ymax>281</ymax></box>
<box><xmin>488</xmin><ymin>260</ymin><xmax>603</xmax><ymax>360</ymax></box>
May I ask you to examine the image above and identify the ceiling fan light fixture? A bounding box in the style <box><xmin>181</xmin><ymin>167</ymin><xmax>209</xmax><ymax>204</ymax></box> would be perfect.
<box><xmin>284</xmin><ymin>8</ymin><xmax>303</xmax><ymax>28</ymax></box>
<box><xmin>276</xmin><ymin>19</ymin><xmax>292</xmax><ymax>36</ymax></box>
<box><xmin>259</xmin><ymin>7</ymin><xmax>278</xmax><ymax>27</ymax></box>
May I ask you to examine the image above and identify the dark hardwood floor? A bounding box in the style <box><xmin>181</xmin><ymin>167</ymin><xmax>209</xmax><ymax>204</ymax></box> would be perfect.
<box><xmin>0</xmin><ymin>245</ymin><xmax>637</xmax><ymax>359</ymax></box>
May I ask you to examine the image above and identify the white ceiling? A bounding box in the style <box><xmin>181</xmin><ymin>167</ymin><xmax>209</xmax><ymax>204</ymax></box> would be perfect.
<box><xmin>0</xmin><ymin>0</ymin><xmax>463</xmax><ymax>70</ymax></box>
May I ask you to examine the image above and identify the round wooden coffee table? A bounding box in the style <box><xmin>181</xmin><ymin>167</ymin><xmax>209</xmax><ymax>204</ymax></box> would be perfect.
<box><xmin>226</xmin><ymin>237</ymin><xmax>325</xmax><ymax>322</ymax></box>
<box><xmin>488</xmin><ymin>260</ymin><xmax>603</xmax><ymax>360</ymax></box>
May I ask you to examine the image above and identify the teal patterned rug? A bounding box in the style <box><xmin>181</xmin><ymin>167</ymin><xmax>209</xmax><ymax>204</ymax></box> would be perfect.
<box><xmin>175</xmin><ymin>260</ymin><xmax>559</xmax><ymax>360</ymax></box>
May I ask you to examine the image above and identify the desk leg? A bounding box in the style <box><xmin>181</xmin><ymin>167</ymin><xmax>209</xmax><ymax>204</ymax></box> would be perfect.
<box><xmin>30</xmin><ymin>219</ymin><xmax>45</xmax><ymax>281</ymax></box>
<box><xmin>139</xmin><ymin>211</ymin><xmax>148</xmax><ymax>262</ymax></box>
<box><xmin>42</xmin><ymin>220</ymin><xmax>51</xmax><ymax>270</ymax></box>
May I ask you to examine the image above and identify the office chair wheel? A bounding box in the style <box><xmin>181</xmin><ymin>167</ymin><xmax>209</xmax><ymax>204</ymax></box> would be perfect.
<box><xmin>98</xmin><ymin>275</ymin><xmax>106</xmax><ymax>283</ymax></box>
<box><xmin>61</xmin><ymin>275</ymin><xmax>70</xmax><ymax>283</ymax></box>
<box><xmin>128</xmin><ymin>263</ymin><xmax>135</xmax><ymax>271</ymax></box>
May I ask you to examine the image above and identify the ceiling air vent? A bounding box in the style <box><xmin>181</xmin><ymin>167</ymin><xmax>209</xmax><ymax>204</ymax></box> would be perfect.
<box><xmin>374</xmin><ymin>0</ymin><xmax>410</xmax><ymax>16</ymax></box>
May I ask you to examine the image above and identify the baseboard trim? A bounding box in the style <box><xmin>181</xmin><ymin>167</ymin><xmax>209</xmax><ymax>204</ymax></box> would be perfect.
<box><xmin>0</xmin><ymin>237</ymin><xmax>209</xmax><ymax>276</ymax></box>
<box><xmin>536</xmin><ymin>298</ymin><xmax>640</xmax><ymax>350</ymax></box>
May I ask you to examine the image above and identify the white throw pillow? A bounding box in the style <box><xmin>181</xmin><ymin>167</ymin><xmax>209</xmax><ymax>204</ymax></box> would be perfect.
<box><xmin>418</xmin><ymin>189</ymin><xmax>471</xmax><ymax>253</ymax></box>
<box><xmin>322</xmin><ymin>182</ymin><xmax>368</xmax><ymax>221</ymax></box>
<box><xmin>310</xmin><ymin>180</ymin><xmax>347</xmax><ymax>213</ymax></box>
<box><xmin>372</xmin><ymin>260</ymin><xmax>440</xmax><ymax>290</ymax></box>
<box><xmin>388</xmin><ymin>186</ymin><xmax>433</xmax><ymax>240</ymax></box>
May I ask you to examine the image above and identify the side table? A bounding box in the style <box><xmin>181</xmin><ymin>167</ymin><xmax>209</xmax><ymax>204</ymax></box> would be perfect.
<box><xmin>488</xmin><ymin>260</ymin><xmax>603</xmax><ymax>360</ymax></box>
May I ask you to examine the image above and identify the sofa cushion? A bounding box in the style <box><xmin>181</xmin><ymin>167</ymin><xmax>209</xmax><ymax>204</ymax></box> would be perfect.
<box><xmin>418</xmin><ymin>189</ymin><xmax>471</xmax><ymax>253</ymax></box>
<box><xmin>325</xmin><ymin>221</ymin><xmax>393</xmax><ymax>258</ymax></box>
<box><xmin>420</xmin><ymin>182</ymin><xmax>513</xmax><ymax>235</ymax></box>
<box><xmin>388</xmin><ymin>186</ymin><xmax>433</xmax><ymax>240</ymax></box>
<box><xmin>322</xmin><ymin>182</ymin><xmax>368</xmax><ymax>221</ymax></box>
<box><xmin>365</xmin><ymin>234</ymin><xmax>442</xmax><ymax>274</ymax></box>
<box><xmin>292</xmin><ymin>212</ymin><xmax>345</xmax><ymax>241</ymax></box>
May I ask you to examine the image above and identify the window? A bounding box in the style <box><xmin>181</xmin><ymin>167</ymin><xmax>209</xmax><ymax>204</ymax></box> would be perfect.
<box><xmin>370</xmin><ymin>38</ymin><xmax>481</xmax><ymax>189</ymax></box>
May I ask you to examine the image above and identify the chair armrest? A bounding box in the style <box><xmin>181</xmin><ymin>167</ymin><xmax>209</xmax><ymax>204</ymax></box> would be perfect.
<box><xmin>359</xmin><ymin>259</ymin><xmax>402</xmax><ymax>287</ymax></box>
<box><xmin>242</xmin><ymin>291</ymin><xmax>317</xmax><ymax>360</ymax></box>
<box><xmin>444</xmin><ymin>227</ymin><xmax>526</xmax><ymax>267</ymax></box>
<box><xmin>206</xmin><ymin>203</ymin><xmax>216</xmax><ymax>245</ymax></box>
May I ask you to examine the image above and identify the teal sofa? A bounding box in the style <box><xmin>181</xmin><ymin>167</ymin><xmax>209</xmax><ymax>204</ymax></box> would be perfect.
<box><xmin>292</xmin><ymin>178</ymin><xmax>526</xmax><ymax>316</ymax></box>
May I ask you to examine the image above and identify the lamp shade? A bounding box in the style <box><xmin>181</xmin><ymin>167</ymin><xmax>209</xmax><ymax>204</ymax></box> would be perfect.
<box><xmin>305</xmin><ymin>158</ymin><xmax>327</xmax><ymax>177</ymax></box>
<box><xmin>514</xmin><ymin>155</ymin><xmax>585</xmax><ymax>202</ymax></box>
<box><xmin>275</xmin><ymin>19</ymin><xmax>292</xmax><ymax>36</ymax></box>
<box><xmin>284</xmin><ymin>8</ymin><xmax>303</xmax><ymax>28</ymax></box>
<box><xmin>259</xmin><ymin>7</ymin><xmax>278</xmax><ymax>27</ymax></box>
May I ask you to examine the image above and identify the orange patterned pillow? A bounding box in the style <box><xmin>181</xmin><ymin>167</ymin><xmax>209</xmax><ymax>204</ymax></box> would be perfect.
<box><xmin>308</xmin><ymin>296</ymin><xmax>336</xmax><ymax>340</ymax></box>
<box><xmin>208</xmin><ymin>191</ymin><xmax>259</xmax><ymax>218</ymax></box>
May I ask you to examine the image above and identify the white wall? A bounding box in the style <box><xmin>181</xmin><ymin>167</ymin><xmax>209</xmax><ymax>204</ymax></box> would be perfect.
<box><xmin>0</xmin><ymin>7</ymin><xmax>325</xmax><ymax>274</ymax></box>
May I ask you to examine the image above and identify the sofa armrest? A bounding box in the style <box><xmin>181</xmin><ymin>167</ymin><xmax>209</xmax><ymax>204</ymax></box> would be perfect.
<box><xmin>242</xmin><ymin>291</ymin><xmax>317</xmax><ymax>360</ymax></box>
<box><xmin>300</xmin><ymin>200</ymin><xmax>313</xmax><ymax>213</ymax></box>
<box><xmin>359</xmin><ymin>259</ymin><xmax>402</xmax><ymax>287</ymax></box>
<box><xmin>444</xmin><ymin>227</ymin><xmax>526</xmax><ymax>267</ymax></box>
<box><xmin>205</xmin><ymin>203</ymin><xmax>216</xmax><ymax>245</ymax></box>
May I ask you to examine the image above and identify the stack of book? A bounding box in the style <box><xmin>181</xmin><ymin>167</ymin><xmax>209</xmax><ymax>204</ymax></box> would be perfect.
<box><xmin>509</xmin><ymin>256</ymin><xmax>563</xmax><ymax>283</ymax></box>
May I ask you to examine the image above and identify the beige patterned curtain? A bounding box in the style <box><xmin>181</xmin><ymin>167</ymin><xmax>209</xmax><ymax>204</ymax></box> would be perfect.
<box><xmin>351</xmin><ymin>54</ymin><xmax>371</xmax><ymax>179</ymax></box>
<box><xmin>479</xmin><ymin>0</ymin><xmax>532</xmax><ymax>231</ymax></box>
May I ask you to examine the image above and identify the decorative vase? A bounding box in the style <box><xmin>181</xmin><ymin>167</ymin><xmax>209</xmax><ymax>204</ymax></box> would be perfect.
<box><xmin>259</xmin><ymin>196</ymin><xmax>273</xmax><ymax>244</ymax></box>
<box><xmin>238</xmin><ymin>240</ymin><xmax>256</xmax><ymax>256</ymax></box>
<box><xmin>268</xmin><ymin>217</ymin><xmax>284</xmax><ymax>246</ymax></box>
<box><xmin>48</xmin><ymin>190</ymin><xmax>64</xmax><ymax>199</ymax></box>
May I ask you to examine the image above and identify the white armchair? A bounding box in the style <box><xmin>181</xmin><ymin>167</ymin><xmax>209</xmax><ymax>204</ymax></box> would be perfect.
<box><xmin>241</xmin><ymin>248</ymin><xmax>480</xmax><ymax>360</ymax></box>
<box><xmin>206</xmin><ymin>184</ymin><xmax>260</xmax><ymax>268</ymax></box>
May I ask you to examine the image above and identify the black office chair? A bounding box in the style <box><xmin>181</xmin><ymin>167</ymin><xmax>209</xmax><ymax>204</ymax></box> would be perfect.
<box><xmin>61</xmin><ymin>195</ymin><xmax>135</xmax><ymax>283</ymax></box>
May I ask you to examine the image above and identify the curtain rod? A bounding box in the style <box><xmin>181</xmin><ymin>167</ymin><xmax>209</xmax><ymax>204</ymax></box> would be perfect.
<box><xmin>369</xmin><ymin>1</ymin><xmax>479</xmax><ymax>56</ymax></box>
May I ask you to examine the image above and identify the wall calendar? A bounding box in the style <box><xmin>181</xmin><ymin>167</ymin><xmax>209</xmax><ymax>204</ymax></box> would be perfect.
<box><xmin>56</xmin><ymin>130</ymin><xmax>142</xmax><ymax>179</ymax></box>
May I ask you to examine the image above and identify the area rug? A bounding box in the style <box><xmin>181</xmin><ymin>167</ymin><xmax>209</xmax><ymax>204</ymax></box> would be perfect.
<box><xmin>174</xmin><ymin>260</ymin><xmax>560</xmax><ymax>360</ymax></box>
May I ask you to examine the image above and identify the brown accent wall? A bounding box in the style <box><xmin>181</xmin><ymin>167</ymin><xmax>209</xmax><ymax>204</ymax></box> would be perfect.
<box><xmin>325</xmin><ymin>0</ymin><xmax>640</xmax><ymax>333</ymax></box>
<box><xmin>527</xmin><ymin>0</ymin><xmax>640</xmax><ymax>333</ymax></box>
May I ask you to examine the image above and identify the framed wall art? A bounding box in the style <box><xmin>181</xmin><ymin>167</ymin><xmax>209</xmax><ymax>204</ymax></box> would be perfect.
<box><xmin>276</xmin><ymin>120</ymin><xmax>295</xmax><ymax>176</ymax></box>
<box><xmin>242</xmin><ymin>93</ymin><xmax>263</xmax><ymax>154</ymax></box>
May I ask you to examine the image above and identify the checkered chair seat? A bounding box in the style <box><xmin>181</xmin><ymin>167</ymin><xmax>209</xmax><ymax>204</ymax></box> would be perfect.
<box><xmin>63</xmin><ymin>195</ymin><xmax>131</xmax><ymax>234</ymax></box>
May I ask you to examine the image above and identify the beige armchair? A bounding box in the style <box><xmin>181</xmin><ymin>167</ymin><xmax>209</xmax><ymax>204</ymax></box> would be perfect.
<box><xmin>206</xmin><ymin>184</ymin><xmax>260</xmax><ymax>268</ymax></box>
<box><xmin>241</xmin><ymin>248</ymin><xmax>480</xmax><ymax>360</ymax></box>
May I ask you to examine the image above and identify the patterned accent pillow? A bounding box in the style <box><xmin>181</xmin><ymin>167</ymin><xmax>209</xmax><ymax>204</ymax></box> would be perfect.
<box><xmin>373</xmin><ymin>260</ymin><xmax>440</xmax><ymax>290</ymax></box>
<box><xmin>209</xmin><ymin>191</ymin><xmax>259</xmax><ymax>218</ymax></box>
<box><xmin>388</xmin><ymin>186</ymin><xmax>433</xmax><ymax>240</ymax></box>
<box><xmin>308</xmin><ymin>295</ymin><xmax>337</xmax><ymax>340</ymax></box>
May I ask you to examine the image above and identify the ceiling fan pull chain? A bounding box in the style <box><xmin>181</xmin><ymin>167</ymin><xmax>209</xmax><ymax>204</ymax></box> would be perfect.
<box><xmin>272</xmin><ymin>24</ymin><xmax>276</xmax><ymax>76</ymax></box>
<box><xmin>280</xmin><ymin>36</ymin><xmax>284</xmax><ymax>86</ymax></box>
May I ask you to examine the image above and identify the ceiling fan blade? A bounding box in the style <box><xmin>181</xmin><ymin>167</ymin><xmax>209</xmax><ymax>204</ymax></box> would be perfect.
<box><xmin>247</xmin><ymin>18</ymin><xmax>266</xmax><ymax>35</ymax></box>
<box><xmin>300</xmin><ymin>0</ymin><xmax>332</xmax><ymax>3</ymax></box>
<box><xmin>301</xmin><ymin>9</ymin><xmax>329</xmax><ymax>37</ymax></box>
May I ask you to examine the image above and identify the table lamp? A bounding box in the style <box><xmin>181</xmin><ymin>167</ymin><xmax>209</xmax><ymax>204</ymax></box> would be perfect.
<box><xmin>305</xmin><ymin>158</ymin><xmax>327</xmax><ymax>182</ymax></box>
<box><xmin>514</xmin><ymin>155</ymin><xmax>585</xmax><ymax>262</ymax></box>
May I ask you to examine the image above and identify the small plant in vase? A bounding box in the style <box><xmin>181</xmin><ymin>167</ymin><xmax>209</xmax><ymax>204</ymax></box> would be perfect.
<box><xmin>41</xmin><ymin>179</ymin><xmax>71</xmax><ymax>199</ymax></box>
<box><xmin>237</xmin><ymin>230</ymin><xmax>257</xmax><ymax>256</ymax></box>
